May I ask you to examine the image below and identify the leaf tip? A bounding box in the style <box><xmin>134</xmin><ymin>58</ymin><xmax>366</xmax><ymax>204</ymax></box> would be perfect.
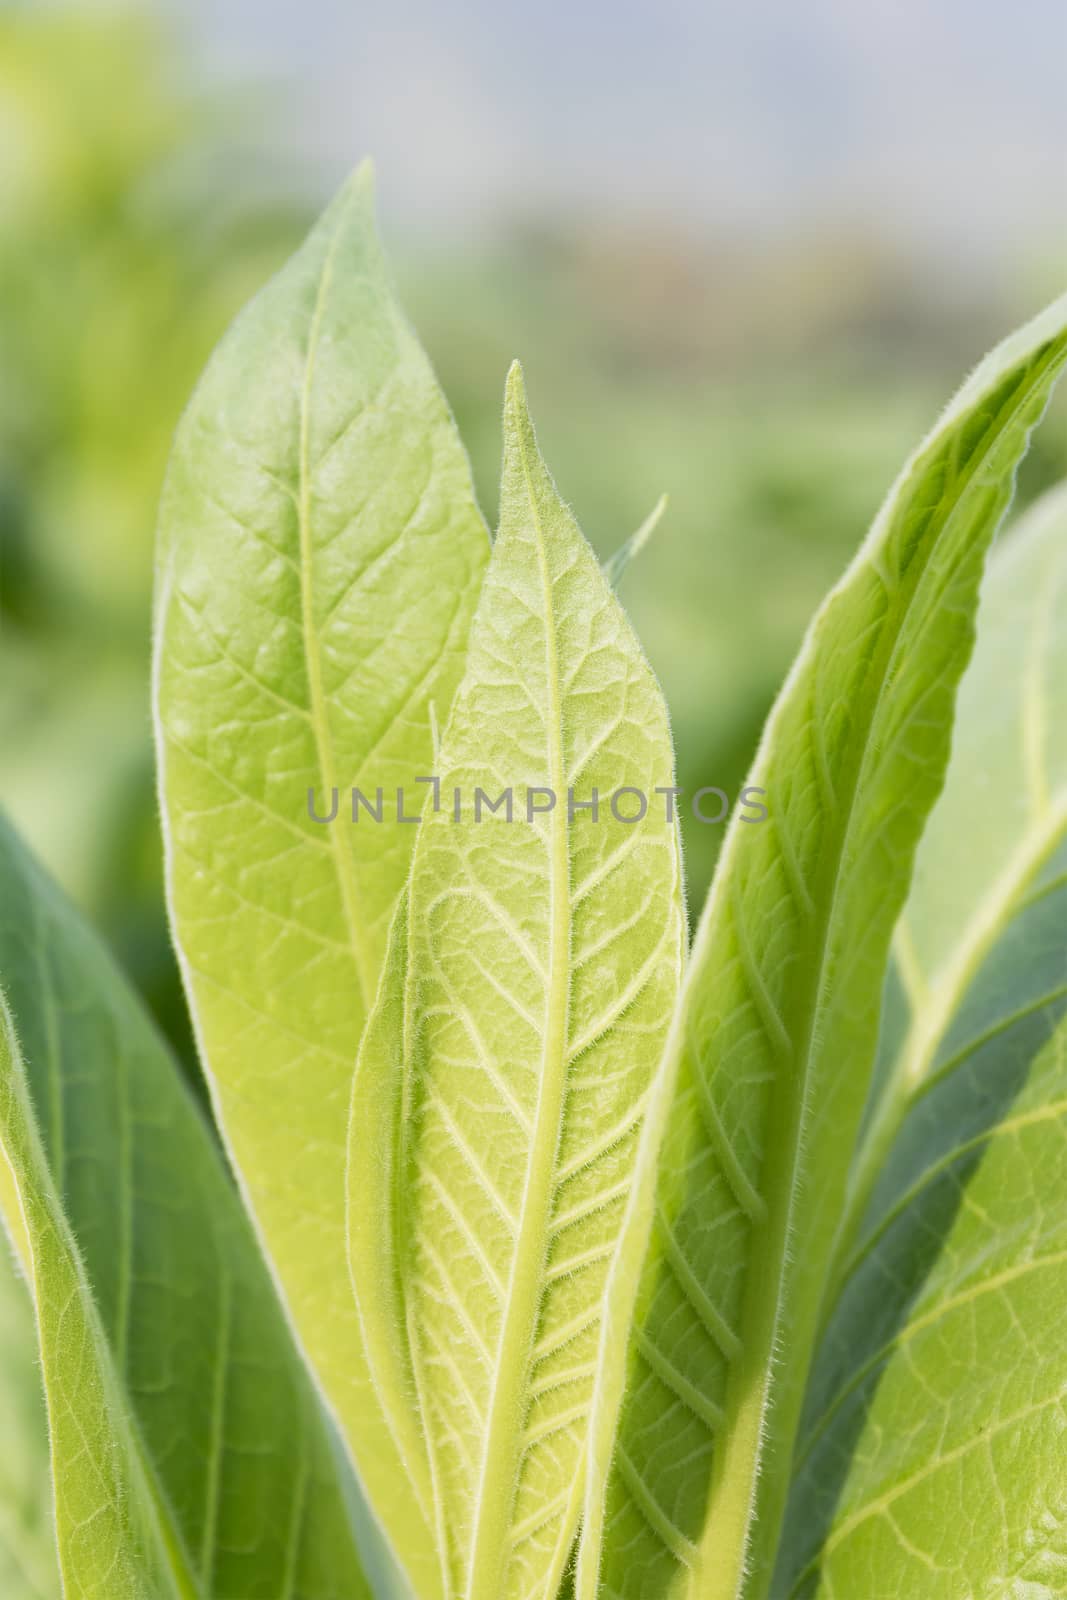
<box><xmin>502</xmin><ymin>360</ymin><xmax>539</xmax><ymax>477</ymax></box>
<box><xmin>505</xmin><ymin>358</ymin><xmax>528</xmax><ymax>415</ymax></box>
<box><xmin>354</xmin><ymin>155</ymin><xmax>376</xmax><ymax>193</ymax></box>
<box><xmin>604</xmin><ymin>492</ymin><xmax>670</xmax><ymax>588</ymax></box>
<box><xmin>329</xmin><ymin>158</ymin><xmax>376</xmax><ymax>228</ymax></box>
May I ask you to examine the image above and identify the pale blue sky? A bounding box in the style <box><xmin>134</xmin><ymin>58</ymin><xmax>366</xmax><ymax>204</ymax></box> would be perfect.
<box><xmin>174</xmin><ymin>0</ymin><xmax>1066</xmax><ymax>260</ymax></box>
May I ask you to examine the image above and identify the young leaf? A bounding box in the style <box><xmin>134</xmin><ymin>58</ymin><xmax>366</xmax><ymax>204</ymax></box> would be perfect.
<box><xmin>780</xmin><ymin>482</ymin><xmax>1067</xmax><ymax>1594</ymax></box>
<box><xmin>578</xmin><ymin>295</ymin><xmax>1067</xmax><ymax>1600</ymax></box>
<box><xmin>0</xmin><ymin>817</ymin><xmax>370</xmax><ymax>1599</ymax></box>
<box><xmin>604</xmin><ymin>493</ymin><xmax>669</xmax><ymax>588</ymax></box>
<box><xmin>0</xmin><ymin>1245</ymin><xmax>58</xmax><ymax>1599</ymax></box>
<box><xmin>154</xmin><ymin>165</ymin><xmax>489</xmax><ymax>1589</ymax></box>
<box><xmin>790</xmin><ymin>1014</ymin><xmax>1067</xmax><ymax>1596</ymax></box>
<box><xmin>348</xmin><ymin>366</ymin><xmax>685</xmax><ymax>1600</ymax></box>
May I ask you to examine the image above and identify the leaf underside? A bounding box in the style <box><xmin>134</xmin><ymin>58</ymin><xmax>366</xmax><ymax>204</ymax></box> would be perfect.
<box><xmin>349</xmin><ymin>367</ymin><xmax>685</xmax><ymax>1600</ymax></box>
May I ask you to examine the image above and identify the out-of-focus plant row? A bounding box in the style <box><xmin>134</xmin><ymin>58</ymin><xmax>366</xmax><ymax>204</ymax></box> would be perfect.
<box><xmin>0</xmin><ymin>9</ymin><xmax>308</xmax><ymax>1063</ymax></box>
<box><xmin>2</xmin><ymin>8</ymin><xmax>1064</xmax><ymax>1068</ymax></box>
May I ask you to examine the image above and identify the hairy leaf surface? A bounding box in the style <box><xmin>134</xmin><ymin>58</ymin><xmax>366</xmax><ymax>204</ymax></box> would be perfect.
<box><xmin>348</xmin><ymin>367</ymin><xmax>685</xmax><ymax>1600</ymax></box>
<box><xmin>0</xmin><ymin>817</ymin><xmax>369</xmax><ymax>1599</ymax></box>
<box><xmin>780</xmin><ymin>483</ymin><xmax>1067</xmax><ymax>1596</ymax></box>
<box><xmin>154</xmin><ymin>165</ymin><xmax>489</xmax><ymax>1589</ymax></box>
<box><xmin>579</xmin><ymin>296</ymin><xmax>1067</xmax><ymax>1600</ymax></box>
<box><xmin>0</xmin><ymin>1245</ymin><xmax>58</xmax><ymax>1599</ymax></box>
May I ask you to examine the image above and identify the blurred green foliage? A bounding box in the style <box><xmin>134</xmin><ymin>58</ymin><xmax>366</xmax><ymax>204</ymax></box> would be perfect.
<box><xmin>1</xmin><ymin>7</ymin><xmax>1064</xmax><ymax>1055</ymax></box>
<box><xmin>0</xmin><ymin>9</ymin><xmax>305</xmax><ymax>1058</ymax></box>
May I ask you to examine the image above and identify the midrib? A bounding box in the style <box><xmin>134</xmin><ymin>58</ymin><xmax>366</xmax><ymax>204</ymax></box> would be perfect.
<box><xmin>465</xmin><ymin>439</ymin><xmax>572</xmax><ymax>1600</ymax></box>
<box><xmin>299</xmin><ymin>218</ymin><xmax>442</xmax><ymax>1590</ymax></box>
<box><xmin>298</xmin><ymin>201</ymin><xmax>375</xmax><ymax>1013</ymax></box>
<box><xmin>690</xmin><ymin>342</ymin><xmax>1065</xmax><ymax>1600</ymax></box>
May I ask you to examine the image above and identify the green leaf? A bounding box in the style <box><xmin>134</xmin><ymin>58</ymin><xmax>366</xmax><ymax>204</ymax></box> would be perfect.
<box><xmin>794</xmin><ymin>1014</ymin><xmax>1067</xmax><ymax>1596</ymax></box>
<box><xmin>154</xmin><ymin>165</ymin><xmax>489</xmax><ymax>1590</ymax></box>
<box><xmin>780</xmin><ymin>481</ymin><xmax>1067</xmax><ymax>1596</ymax></box>
<box><xmin>348</xmin><ymin>365</ymin><xmax>685</xmax><ymax>1600</ymax></box>
<box><xmin>844</xmin><ymin>479</ymin><xmax>1067</xmax><ymax>1223</ymax></box>
<box><xmin>604</xmin><ymin>494</ymin><xmax>669</xmax><ymax>588</ymax></box>
<box><xmin>577</xmin><ymin>295</ymin><xmax>1067</xmax><ymax>1600</ymax></box>
<box><xmin>0</xmin><ymin>816</ymin><xmax>369</xmax><ymax>1598</ymax></box>
<box><xmin>0</xmin><ymin>1245</ymin><xmax>58</xmax><ymax>1600</ymax></box>
<box><xmin>0</xmin><ymin>996</ymin><xmax>171</xmax><ymax>1599</ymax></box>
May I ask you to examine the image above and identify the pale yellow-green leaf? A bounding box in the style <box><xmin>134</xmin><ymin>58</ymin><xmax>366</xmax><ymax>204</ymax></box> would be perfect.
<box><xmin>154</xmin><ymin>165</ymin><xmax>489</xmax><ymax>1593</ymax></box>
<box><xmin>348</xmin><ymin>366</ymin><xmax>685</xmax><ymax>1600</ymax></box>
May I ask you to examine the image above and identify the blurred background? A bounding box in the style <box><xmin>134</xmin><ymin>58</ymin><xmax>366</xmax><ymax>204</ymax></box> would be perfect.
<box><xmin>1</xmin><ymin>0</ymin><xmax>1065</xmax><ymax>1065</ymax></box>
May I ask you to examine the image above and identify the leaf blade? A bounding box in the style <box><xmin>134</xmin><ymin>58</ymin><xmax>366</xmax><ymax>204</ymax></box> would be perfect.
<box><xmin>0</xmin><ymin>1241</ymin><xmax>59</xmax><ymax>1599</ymax></box>
<box><xmin>0</xmin><ymin>991</ymin><xmax>188</xmax><ymax>1599</ymax></box>
<box><xmin>0</xmin><ymin>817</ymin><xmax>370</xmax><ymax>1599</ymax></box>
<box><xmin>154</xmin><ymin>164</ymin><xmax>490</xmax><ymax>1591</ymax></box>
<box><xmin>579</xmin><ymin>295</ymin><xmax>1067</xmax><ymax>1600</ymax></box>
<box><xmin>843</xmin><ymin>479</ymin><xmax>1067</xmax><ymax>1231</ymax></box>
<box><xmin>349</xmin><ymin>366</ymin><xmax>685</xmax><ymax>1600</ymax></box>
<box><xmin>804</xmin><ymin>1016</ymin><xmax>1067</xmax><ymax>1596</ymax></box>
<box><xmin>782</xmin><ymin>482</ymin><xmax>1067</xmax><ymax>1595</ymax></box>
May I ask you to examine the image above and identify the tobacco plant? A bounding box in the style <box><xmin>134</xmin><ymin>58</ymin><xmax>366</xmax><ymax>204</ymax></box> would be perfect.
<box><xmin>1</xmin><ymin>164</ymin><xmax>1066</xmax><ymax>1600</ymax></box>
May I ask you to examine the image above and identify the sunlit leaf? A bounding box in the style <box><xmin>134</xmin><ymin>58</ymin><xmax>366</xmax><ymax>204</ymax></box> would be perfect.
<box><xmin>578</xmin><ymin>295</ymin><xmax>1067</xmax><ymax>1600</ymax></box>
<box><xmin>154</xmin><ymin>164</ymin><xmax>489</xmax><ymax>1593</ymax></box>
<box><xmin>348</xmin><ymin>366</ymin><xmax>685</xmax><ymax>1600</ymax></box>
